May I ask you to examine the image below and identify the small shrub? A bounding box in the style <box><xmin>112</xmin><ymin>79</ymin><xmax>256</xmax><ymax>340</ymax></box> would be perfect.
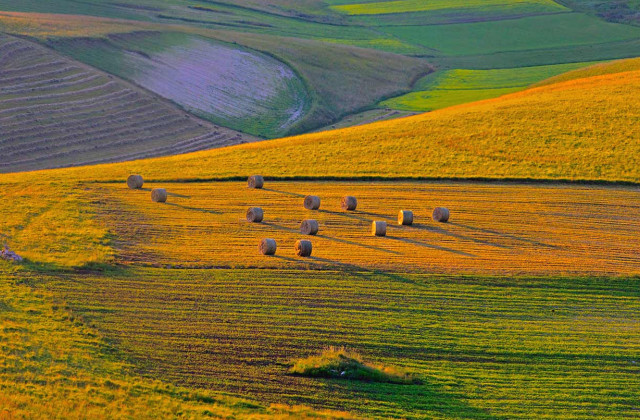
<box><xmin>289</xmin><ymin>346</ymin><xmax>421</xmax><ymax>385</ymax></box>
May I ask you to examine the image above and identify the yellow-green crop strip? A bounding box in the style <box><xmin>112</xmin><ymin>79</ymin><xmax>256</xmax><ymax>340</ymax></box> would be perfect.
<box><xmin>331</xmin><ymin>0</ymin><xmax>568</xmax><ymax>15</ymax></box>
<box><xmin>382</xmin><ymin>62</ymin><xmax>601</xmax><ymax>112</ymax></box>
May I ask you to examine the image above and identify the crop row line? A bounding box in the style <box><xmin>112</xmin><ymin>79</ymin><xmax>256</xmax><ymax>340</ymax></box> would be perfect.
<box><xmin>0</xmin><ymin>65</ymin><xmax>82</xmax><ymax>86</ymax></box>
<box><xmin>1</xmin><ymin>103</ymin><xmax>164</xmax><ymax>142</ymax></box>
<box><xmin>83</xmin><ymin>132</ymin><xmax>235</xmax><ymax>165</ymax></box>
<box><xmin>0</xmin><ymin>98</ymin><xmax>157</xmax><ymax>132</ymax></box>
<box><xmin>0</xmin><ymin>60</ymin><xmax>69</xmax><ymax>79</ymax></box>
<box><xmin>0</xmin><ymin>40</ymin><xmax>23</xmax><ymax>56</ymax></box>
<box><xmin>0</xmin><ymin>113</ymin><xmax>193</xmax><ymax>158</ymax></box>
<box><xmin>0</xmin><ymin>80</ymin><xmax>117</xmax><ymax>106</ymax></box>
<box><xmin>0</xmin><ymin>45</ymin><xmax>38</xmax><ymax>65</ymax></box>
<box><xmin>0</xmin><ymin>121</ymin><xmax>211</xmax><ymax>168</ymax></box>
<box><xmin>0</xmin><ymin>73</ymin><xmax>102</xmax><ymax>96</ymax></box>
<box><xmin>0</xmin><ymin>88</ymin><xmax>135</xmax><ymax>117</ymax></box>
<box><xmin>0</xmin><ymin>70</ymin><xmax>93</xmax><ymax>92</ymax></box>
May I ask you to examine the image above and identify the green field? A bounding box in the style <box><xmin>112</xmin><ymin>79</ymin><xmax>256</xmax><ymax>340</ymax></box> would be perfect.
<box><xmin>385</xmin><ymin>13</ymin><xmax>640</xmax><ymax>56</ymax></box>
<box><xmin>30</xmin><ymin>267</ymin><xmax>640</xmax><ymax>419</ymax></box>
<box><xmin>382</xmin><ymin>62</ymin><xmax>601</xmax><ymax>111</ymax></box>
<box><xmin>0</xmin><ymin>267</ymin><xmax>352</xmax><ymax>419</ymax></box>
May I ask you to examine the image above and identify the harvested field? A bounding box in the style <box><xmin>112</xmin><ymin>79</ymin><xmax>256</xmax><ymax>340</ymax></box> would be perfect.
<box><xmin>0</xmin><ymin>33</ymin><xmax>254</xmax><ymax>173</ymax></box>
<box><xmin>94</xmin><ymin>181</ymin><xmax>640</xmax><ymax>276</ymax></box>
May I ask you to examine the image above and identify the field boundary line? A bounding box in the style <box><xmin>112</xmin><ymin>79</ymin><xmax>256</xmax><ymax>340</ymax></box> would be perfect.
<box><xmin>84</xmin><ymin>176</ymin><xmax>640</xmax><ymax>187</ymax></box>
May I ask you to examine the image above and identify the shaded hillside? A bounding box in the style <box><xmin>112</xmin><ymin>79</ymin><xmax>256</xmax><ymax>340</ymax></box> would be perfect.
<box><xmin>0</xmin><ymin>33</ymin><xmax>255</xmax><ymax>173</ymax></box>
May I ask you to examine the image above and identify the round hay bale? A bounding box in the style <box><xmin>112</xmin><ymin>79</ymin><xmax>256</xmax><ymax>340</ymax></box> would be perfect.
<box><xmin>398</xmin><ymin>210</ymin><xmax>413</xmax><ymax>225</ymax></box>
<box><xmin>295</xmin><ymin>239</ymin><xmax>312</xmax><ymax>257</ymax></box>
<box><xmin>248</xmin><ymin>175</ymin><xmax>264</xmax><ymax>189</ymax></box>
<box><xmin>127</xmin><ymin>174</ymin><xmax>144</xmax><ymax>189</ymax></box>
<box><xmin>246</xmin><ymin>207</ymin><xmax>264</xmax><ymax>223</ymax></box>
<box><xmin>300</xmin><ymin>219</ymin><xmax>319</xmax><ymax>235</ymax></box>
<box><xmin>432</xmin><ymin>207</ymin><xmax>450</xmax><ymax>223</ymax></box>
<box><xmin>341</xmin><ymin>196</ymin><xmax>357</xmax><ymax>211</ymax></box>
<box><xmin>372</xmin><ymin>221</ymin><xmax>387</xmax><ymax>236</ymax></box>
<box><xmin>259</xmin><ymin>238</ymin><xmax>277</xmax><ymax>255</ymax></box>
<box><xmin>151</xmin><ymin>188</ymin><xmax>167</xmax><ymax>203</ymax></box>
<box><xmin>303</xmin><ymin>195</ymin><xmax>321</xmax><ymax>210</ymax></box>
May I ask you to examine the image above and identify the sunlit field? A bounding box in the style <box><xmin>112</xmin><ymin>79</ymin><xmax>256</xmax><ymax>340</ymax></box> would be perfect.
<box><xmin>2</xmin><ymin>1</ymin><xmax>640</xmax><ymax>418</ymax></box>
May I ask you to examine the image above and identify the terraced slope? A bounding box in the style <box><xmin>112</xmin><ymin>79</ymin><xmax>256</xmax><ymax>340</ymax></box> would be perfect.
<box><xmin>0</xmin><ymin>33</ymin><xmax>254</xmax><ymax>173</ymax></box>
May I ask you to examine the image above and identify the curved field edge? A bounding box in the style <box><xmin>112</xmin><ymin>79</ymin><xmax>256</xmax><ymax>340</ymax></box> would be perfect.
<box><xmin>380</xmin><ymin>61</ymin><xmax>603</xmax><ymax>112</ymax></box>
<box><xmin>0</xmin><ymin>265</ymin><xmax>355</xmax><ymax>419</ymax></box>
<box><xmin>534</xmin><ymin>56</ymin><xmax>640</xmax><ymax>86</ymax></box>
<box><xmin>5</xmin><ymin>61</ymin><xmax>640</xmax><ymax>184</ymax></box>
<box><xmin>48</xmin><ymin>31</ymin><xmax>312</xmax><ymax>139</ymax></box>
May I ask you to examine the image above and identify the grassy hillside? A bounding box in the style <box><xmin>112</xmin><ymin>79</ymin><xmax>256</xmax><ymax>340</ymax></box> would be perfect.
<box><xmin>1</xmin><ymin>177</ymin><xmax>638</xmax><ymax>418</ymax></box>
<box><xmin>43</xmin><ymin>267</ymin><xmax>640</xmax><ymax>419</ymax></box>
<box><xmin>384</xmin><ymin>13</ymin><xmax>640</xmax><ymax>56</ymax></box>
<box><xmin>0</xmin><ymin>33</ymin><xmax>253</xmax><ymax>173</ymax></box>
<box><xmin>4</xmin><ymin>0</ymin><xmax>640</xmax><ymax>140</ymax></box>
<box><xmin>2</xmin><ymin>4</ymin><xmax>640</xmax><ymax>419</ymax></box>
<box><xmin>12</xmin><ymin>61</ymin><xmax>639</xmax><ymax>184</ymax></box>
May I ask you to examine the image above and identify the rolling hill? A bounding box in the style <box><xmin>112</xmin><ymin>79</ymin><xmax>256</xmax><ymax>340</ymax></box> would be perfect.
<box><xmin>10</xmin><ymin>57</ymin><xmax>638</xmax><ymax>184</ymax></box>
<box><xmin>4</xmin><ymin>0</ymin><xmax>640</xmax><ymax>144</ymax></box>
<box><xmin>0</xmin><ymin>33</ymin><xmax>254</xmax><ymax>173</ymax></box>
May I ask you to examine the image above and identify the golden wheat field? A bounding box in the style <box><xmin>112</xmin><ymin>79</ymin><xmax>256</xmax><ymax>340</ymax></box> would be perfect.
<box><xmin>69</xmin><ymin>181</ymin><xmax>640</xmax><ymax>275</ymax></box>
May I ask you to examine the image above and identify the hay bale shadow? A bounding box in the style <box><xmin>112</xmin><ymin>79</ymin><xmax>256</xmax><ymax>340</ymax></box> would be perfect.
<box><xmin>411</xmin><ymin>223</ymin><xmax>510</xmax><ymax>249</ymax></box>
<box><xmin>261</xmin><ymin>187</ymin><xmax>306</xmax><ymax>198</ymax></box>
<box><xmin>448</xmin><ymin>222</ymin><xmax>558</xmax><ymax>249</ymax></box>
<box><xmin>164</xmin><ymin>203</ymin><xmax>221</xmax><ymax>214</ymax></box>
<box><xmin>386</xmin><ymin>236</ymin><xmax>476</xmax><ymax>257</ymax></box>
